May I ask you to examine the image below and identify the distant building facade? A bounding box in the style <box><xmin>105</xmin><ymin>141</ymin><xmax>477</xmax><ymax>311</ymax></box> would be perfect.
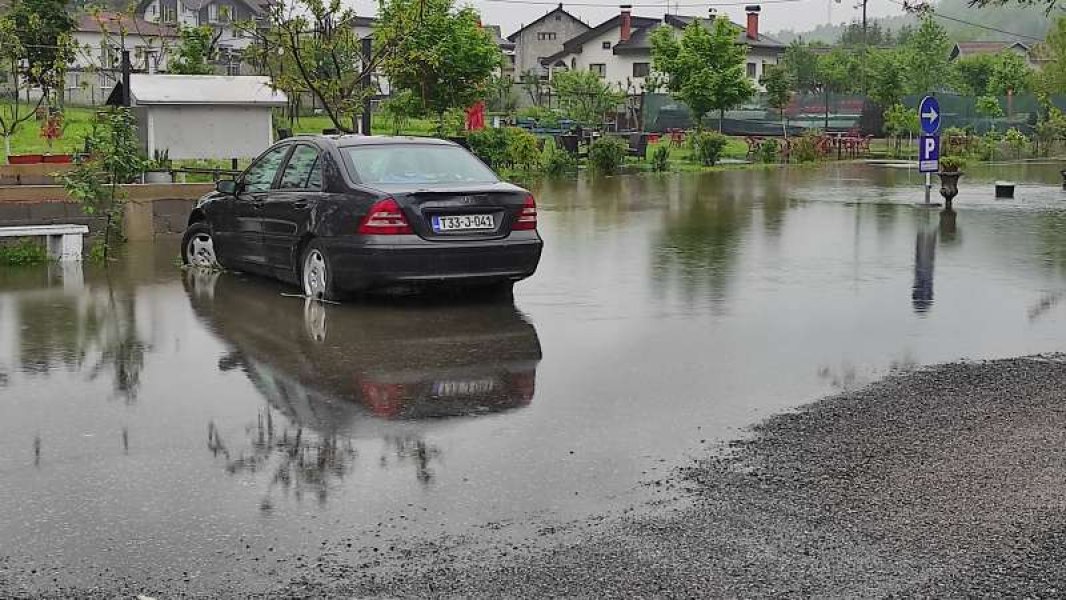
<box><xmin>507</xmin><ymin>4</ymin><xmax>590</xmax><ymax>79</ymax></box>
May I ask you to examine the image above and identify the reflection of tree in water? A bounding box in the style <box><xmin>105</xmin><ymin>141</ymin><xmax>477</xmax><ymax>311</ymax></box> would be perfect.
<box><xmin>1038</xmin><ymin>212</ymin><xmax>1066</xmax><ymax>278</ymax></box>
<box><xmin>17</xmin><ymin>282</ymin><xmax>148</xmax><ymax>402</ymax></box>
<box><xmin>652</xmin><ymin>188</ymin><xmax>754</xmax><ymax>306</ymax></box>
<box><xmin>912</xmin><ymin>226</ymin><xmax>937</xmax><ymax>314</ymax></box>
<box><xmin>208</xmin><ymin>414</ymin><xmax>357</xmax><ymax>508</ymax></box>
<box><xmin>380</xmin><ymin>435</ymin><xmax>441</xmax><ymax>485</ymax></box>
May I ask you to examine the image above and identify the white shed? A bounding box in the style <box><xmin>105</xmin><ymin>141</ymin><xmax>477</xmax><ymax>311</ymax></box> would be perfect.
<box><xmin>108</xmin><ymin>74</ymin><xmax>287</xmax><ymax>160</ymax></box>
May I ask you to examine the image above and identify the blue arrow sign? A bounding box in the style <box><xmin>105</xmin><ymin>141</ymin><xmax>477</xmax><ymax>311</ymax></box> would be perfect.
<box><xmin>919</xmin><ymin>96</ymin><xmax>940</xmax><ymax>135</ymax></box>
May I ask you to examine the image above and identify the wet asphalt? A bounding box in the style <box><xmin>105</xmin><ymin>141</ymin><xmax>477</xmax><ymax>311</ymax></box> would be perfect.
<box><xmin>5</xmin><ymin>163</ymin><xmax>1066</xmax><ymax>597</ymax></box>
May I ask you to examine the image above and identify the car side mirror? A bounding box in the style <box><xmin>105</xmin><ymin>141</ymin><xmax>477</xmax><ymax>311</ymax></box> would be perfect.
<box><xmin>216</xmin><ymin>179</ymin><xmax>239</xmax><ymax>195</ymax></box>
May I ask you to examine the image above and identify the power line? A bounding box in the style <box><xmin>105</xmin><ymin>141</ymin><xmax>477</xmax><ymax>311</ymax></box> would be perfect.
<box><xmin>881</xmin><ymin>0</ymin><xmax>1045</xmax><ymax>42</ymax></box>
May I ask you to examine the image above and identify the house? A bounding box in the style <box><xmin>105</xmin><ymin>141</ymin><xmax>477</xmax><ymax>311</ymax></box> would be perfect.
<box><xmin>105</xmin><ymin>74</ymin><xmax>286</xmax><ymax>159</ymax></box>
<box><xmin>136</xmin><ymin>0</ymin><xmax>272</xmax><ymax>75</ymax></box>
<box><xmin>484</xmin><ymin>25</ymin><xmax>517</xmax><ymax>78</ymax></box>
<box><xmin>507</xmin><ymin>4</ymin><xmax>590</xmax><ymax>78</ymax></box>
<box><xmin>67</xmin><ymin>13</ymin><xmax>180</xmax><ymax>106</ymax></box>
<box><xmin>949</xmin><ymin>41</ymin><xmax>1040</xmax><ymax>68</ymax></box>
<box><xmin>543</xmin><ymin>5</ymin><xmax>785</xmax><ymax>93</ymax></box>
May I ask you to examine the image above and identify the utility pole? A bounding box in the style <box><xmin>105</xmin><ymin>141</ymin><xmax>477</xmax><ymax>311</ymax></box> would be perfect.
<box><xmin>860</xmin><ymin>0</ymin><xmax>869</xmax><ymax>94</ymax></box>
<box><xmin>121</xmin><ymin>50</ymin><xmax>132</xmax><ymax>107</ymax></box>
<box><xmin>360</xmin><ymin>36</ymin><xmax>373</xmax><ymax>135</ymax></box>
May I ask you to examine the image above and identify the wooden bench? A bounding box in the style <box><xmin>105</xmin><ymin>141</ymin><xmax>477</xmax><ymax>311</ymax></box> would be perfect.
<box><xmin>0</xmin><ymin>224</ymin><xmax>88</xmax><ymax>261</ymax></box>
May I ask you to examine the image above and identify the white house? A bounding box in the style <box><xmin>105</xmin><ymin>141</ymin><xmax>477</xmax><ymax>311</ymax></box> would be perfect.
<box><xmin>136</xmin><ymin>0</ymin><xmax>271</xmax><ymax>75</ymax></box>
<box><xmin>543</xmin><ymin>5</ymin><xmax>785</xmax><ymax>93</ymax></box>
<box><xmin>67</xmin><ymin>13</ymin><xmax>180</xmax><ymax>106</ymax></box>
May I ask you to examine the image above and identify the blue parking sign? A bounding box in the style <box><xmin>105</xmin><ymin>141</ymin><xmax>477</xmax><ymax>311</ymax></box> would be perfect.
<box><xmin>919</xmin><ymin>135</ymin><xmax>939</xmax><ymax>173</ymax></box>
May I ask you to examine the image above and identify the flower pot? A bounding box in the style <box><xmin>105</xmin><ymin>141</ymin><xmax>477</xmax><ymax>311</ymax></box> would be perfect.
<box><xmin>8</xmin><ymin>154</ymin><xmax>43</xmax><ymax>165</ymax></box>
<box><xmin>143</xmin><ymin>170</ymin><xmax>174</xmax><ymax>184</ymax></box>
<box><xmin>937</xmin><ymin>170</ymin><xmax>963</xmax><ymax>211</ymax></box>
<box><xmin>42</xmin><ymin>154</ymin><xmax>72</xmax><ymax>164</ymax></box>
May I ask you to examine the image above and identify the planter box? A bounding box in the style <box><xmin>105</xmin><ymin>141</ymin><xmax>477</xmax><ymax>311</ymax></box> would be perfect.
<box><xmin>8</xmin><ymin>154</ymin><xmax>43</xmax><ymax>165</ymax></box>
<box><xmin>42</xmin><ymin>154</ymin><xmax>73</xmax><ymax>164</ymax></box>
<box><xmin>143</xmin><ymin>170</ymin><xmax>174</xmax><ymax>184</ymax></box>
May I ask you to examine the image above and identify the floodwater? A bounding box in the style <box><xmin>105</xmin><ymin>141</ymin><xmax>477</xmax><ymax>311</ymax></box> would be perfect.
<box><xmin>4</xmin><ymin>162</ymin><xmax>1066</xmax><ymax>594</ymax></box>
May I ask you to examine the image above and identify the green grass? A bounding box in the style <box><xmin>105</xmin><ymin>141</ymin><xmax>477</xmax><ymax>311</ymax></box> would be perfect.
<box><xmin>0</xmin><ymin>104</ymin><xmax>96</xmax><ymax>161</ymax></box>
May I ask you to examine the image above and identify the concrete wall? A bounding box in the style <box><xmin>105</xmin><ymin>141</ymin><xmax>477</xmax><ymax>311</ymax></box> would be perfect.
<box><xmin>141</xmin><ymin>104</ymin><xmax>274</xmax><ymax>160</ymax></box>
<box><xmin>0</xmin><ymin>183</ymin><xmax>213</xmax><ymax>240</ymax></box>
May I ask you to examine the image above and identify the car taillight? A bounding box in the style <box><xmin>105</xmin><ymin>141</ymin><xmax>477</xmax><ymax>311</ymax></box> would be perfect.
<box><xmin>357</xmin><ymin>198</ymin><xmax>412</xmax><ymax>235</ymax></box>
<box><xmin>512</xmin><ymin>194</ymin><xmax>537</xmax><ymax>231</ymax></box>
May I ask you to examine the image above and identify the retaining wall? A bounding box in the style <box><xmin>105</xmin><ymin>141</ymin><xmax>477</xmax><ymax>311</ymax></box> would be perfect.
<box><xmin>0</xmin><ymin>183</ymin><xmax>214</xmax><ymax>241</ymax></box>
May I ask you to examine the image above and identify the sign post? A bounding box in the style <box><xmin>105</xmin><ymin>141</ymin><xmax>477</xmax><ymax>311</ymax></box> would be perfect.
<box><xmin>918</xmin><ymin>96</ymin><xmax>941</xmax><ymax>205</ymax></box>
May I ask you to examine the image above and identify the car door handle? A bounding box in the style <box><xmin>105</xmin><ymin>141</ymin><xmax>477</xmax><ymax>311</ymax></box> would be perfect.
<box><xmin>292</xmin><ymin>201</ymin><xmax>309</xmax><ymax>210</ymax></box>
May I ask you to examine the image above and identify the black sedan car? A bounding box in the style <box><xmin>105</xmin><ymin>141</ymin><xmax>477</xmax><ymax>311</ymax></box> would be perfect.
<box><xmin>181</xmin><ymin>135</ymin><xmax>543</xmax><ymax>299</ymax></box>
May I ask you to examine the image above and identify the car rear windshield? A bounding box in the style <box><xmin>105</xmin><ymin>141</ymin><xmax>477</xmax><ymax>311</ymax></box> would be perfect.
<box><xmin>342</xmin><ymin>144</ymin><xmax>498</xmax><ymax>185</ymax></box>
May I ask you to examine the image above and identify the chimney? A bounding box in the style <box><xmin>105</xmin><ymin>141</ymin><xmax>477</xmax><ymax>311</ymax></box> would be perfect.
<box><xmin>745</xmin><ymin>5</ymin><xmax>760</xmax><ymax>40</ymax></box>
<box><xmin>620</xmin><ymin>4</ymin><xmax>632</xmax><ymax>42</ymax></box>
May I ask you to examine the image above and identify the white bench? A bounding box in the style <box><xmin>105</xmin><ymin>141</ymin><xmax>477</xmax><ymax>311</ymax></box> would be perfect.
<box><xmin>0</xmin><ymin>224</ymin><xmax>88</xmax><ymax>262</ymax></box>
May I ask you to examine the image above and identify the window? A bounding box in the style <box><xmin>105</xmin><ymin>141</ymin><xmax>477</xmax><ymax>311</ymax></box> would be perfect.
<box><xmin>162</xmin><ymin>5</ymin><xmax>177</xmax><ymax>22</ymax></box>
<box><xmin>209</xmin><ymin>3</ymin><xmax>230</xmax><ymax>23</ymax></box>
<box><xmin>555</xmin><ymin>14</ymin><xmax>561</xmax><ymax>20</ymax></box>
<box><xmin>149</xmin><ymin>4</ymin><xmax>157</xmax><ymax>18</ymax></box>
<box><xmin>342</xmin><ymin>145</ymin><xmax>498</xmax><ymax>185</ymax></box>
<box><xmin>537</xmin><ymin>32</ymin><xmax>557</xmax><ymax>41</ymax></box>
<box><xmin>747</xmin><ymin>62</ymin><xmax>757</xmax><ymax>78</ymax></box>
<box><xmin>632</xmin><ymin>62</ymin><xmax>650</xmax><ymax>78</ymax></box>
<box><xmin>602</xmin><ymin>41</ymin><xmax>611</xmax><ymax>49</ymax></box>
<box><xmin>243</xmin><ymin>145</ymin><xmax>290</xmax><ymax>192</ymax></box>
<box><xmin>278</xmin><ymin>145</ymin><xmax>322</xmax><ymax>190</ymax></box>
<box><xmin>590</xmin><ymin>63</ymin><xmax>606</xmax><ymax>77</ymax></box>
<box><xmin>226</xmin><ymin>61</ymin><xmax>241</xmax><ymax>76</ymax></box>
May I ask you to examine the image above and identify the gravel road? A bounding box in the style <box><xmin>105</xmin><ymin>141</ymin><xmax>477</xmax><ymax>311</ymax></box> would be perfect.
<box><xmin>301</xmin><ymin>355</ymin><xmax>1066</xmax><ymax>599</ymax></box>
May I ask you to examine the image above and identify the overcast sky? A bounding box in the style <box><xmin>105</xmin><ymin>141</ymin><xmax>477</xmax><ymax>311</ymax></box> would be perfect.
<box><xmin>343</xmin><ymin>0</ymin><xmax>909</xmax><ymax>38</ymax></box>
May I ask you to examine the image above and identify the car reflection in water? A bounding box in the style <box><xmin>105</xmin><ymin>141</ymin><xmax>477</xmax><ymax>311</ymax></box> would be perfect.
<box><xmin>183</xmin><ymin>270</ymin><xmax>541</xmax><ymax>500</ymax></box>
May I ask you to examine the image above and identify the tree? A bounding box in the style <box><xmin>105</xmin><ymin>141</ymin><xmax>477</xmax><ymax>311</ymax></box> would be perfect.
<box><xmin>377</xmin><ymin>0</ymin><xmax>501</xmax><ymax>132</ymax></box>
<box><xmin>902</xmin><ymin>16</ymin><xmax>952</xmax><ymax>95</ymax></box>
<box><xmin>987</xmin><ymin>50</ymin><xmax>1033</xmax><ymax>97</ymax></box>
<box><xmin>760</xmin><ymin>64</ymin><xmax>792</xmax><ymax>138</ymax></box>
<box><xmin>8</xmin><ymin>0</ymin><xmax>75</xmax><ymax>97</ymax></box>
<box><xmin>1040</xmin><ymin>16</ymin><xmax>1066</xmax><ymax>97</ymax></box>
<box><xmin>169</xmin><ymin>25</ymin><xmax>219</xmax><ymax>75</ymax></box>
<box><xmin>883</xmin><ymin>102</ymin><xmax>919</xmax><ymax>157</ymax></box>
<box><xmin>976</xmin><ymin>94</ymin><xmax>1004</xmax><ymax>131</ymax></box>
<box><xmin>0</xmin><ymin>15</ymin><xmax>71</xmax><ymax>159</ymax></box>
<box><xmin>838</xmin><ymin>20</ymin><xmax>895</xmax><ymax>47</ymax></box>
<box><xmin>866</xmin><ymin>49</ymin><xmax>906</xmax><ymax>108</ymax></box>
<box><xmin>650</xmin><ymin>18</ymin><xmax>755</xmax><ymax>131</ymax></box>
<box><xmin>241</xmin><ymin>0</ymin><xmax>392</xmax><ymax>134</ymax></box>
<box><xmin>550</xmin><ymin>69</ymin><xmax>624</xmax><ymax>125</ymax></box>
<box><xmin>816</xmin><ymin>48</ymin><xmax>856</xmax><ymax>129</ymax></box>
<box><xmin>952</xmin><ymin>53</ymin><xmax>996</xmax><ymax>96</ymax></box>
<box><xmin>782</xmin><ymin>40</ymin><xmax>821</xmax><ymax>95</ymax></box>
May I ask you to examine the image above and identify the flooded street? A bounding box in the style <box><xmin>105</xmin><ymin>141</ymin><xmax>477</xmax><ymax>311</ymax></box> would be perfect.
<box><xmin>4</xmin><ymin>163</ymin><xmax>1066</xmax><ymax>596</ymax></box>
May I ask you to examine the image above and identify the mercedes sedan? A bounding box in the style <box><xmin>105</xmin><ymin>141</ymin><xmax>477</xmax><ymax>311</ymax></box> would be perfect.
<box><xmin>181</xmin><ymin>136</ymin><xmax>543</xmax><ymax>299</ymax></box>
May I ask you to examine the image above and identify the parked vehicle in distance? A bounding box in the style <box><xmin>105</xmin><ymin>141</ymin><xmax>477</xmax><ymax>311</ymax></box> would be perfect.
<box><xmin>181</xmin><ymin>135</ymin><xmax>543</xmax><ymax>299</ymax></box>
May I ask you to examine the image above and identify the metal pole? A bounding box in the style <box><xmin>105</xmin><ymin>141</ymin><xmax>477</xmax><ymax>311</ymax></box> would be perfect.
<box><xmin>925</xmin><ymin>172</ymin><xmax>931</xmax><ymax>205</ymax></box>
<box><xmin>121</xmin><ymin>50</ymin><xmax>132</xmax><ymax>107</ymax></box>
<box><xmin>360</xmin><ymin>37</ymin><xmax>373</xmax><ymax>135</ymax></box>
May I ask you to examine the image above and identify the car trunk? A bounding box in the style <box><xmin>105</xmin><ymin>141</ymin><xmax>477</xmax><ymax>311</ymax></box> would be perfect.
<box><xmin>373</xmin><ymin>183</ymin><xmax>529</xmax><ymax>242</ymax></box>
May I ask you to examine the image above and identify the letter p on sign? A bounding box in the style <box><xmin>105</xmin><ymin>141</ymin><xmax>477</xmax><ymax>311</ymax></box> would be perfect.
<box><xmin>919</xmin><ymin>134</ymin><xmax>939</xmax><ymax>173</ymax></box>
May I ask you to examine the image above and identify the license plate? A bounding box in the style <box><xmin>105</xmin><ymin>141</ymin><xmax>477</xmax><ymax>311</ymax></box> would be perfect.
<box><xmin>432</xmin><ymin>378</ymin><xmax>498</xmax><ymax>397</ymax></box>
<box><xmin>431</xmin><ymin>214</ymin><xmax>494</xmax><ymax>232</ymax></box>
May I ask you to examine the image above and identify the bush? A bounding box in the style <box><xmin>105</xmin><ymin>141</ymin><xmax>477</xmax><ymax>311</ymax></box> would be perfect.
<box><xmin>688</xmin><ymin>132</ymin><xmax>728</xmax><ymax>166</ymax></box>
<box><xmin>977</xmin><ymin>131</ymin><xmax>1001</xmax><ymax>162</ymax></box>
<box><xmin>588</xmin><ymin>136</ymin><xmax>627</xmax><ymax>174</ymax></box>
<box><xmin>651</xmin><ymin>144</ymin><xmax>670</xmax><ymax>172</ymax></box>
<box><xmin>468</xmin><ymin>127</ymin><xmax>540</xmax><ymax>171</ymax></box>
<box><xmin>1003</xmin><ymin>127</ymin><xmax>1030</xmax><ymax>158</ymax></box>
<box><xmin>939</xmin><ymin>155</ymin><xmax>965</xmax><ymax>172</ymax></box>
<box><xmin>0</xmin><ymin>239</ymin><xmax>48</xmax><ymax>265</ymax></box>
<box><xmin>757</xmin><ymin>139</ymin><xmax>778</xmax><ymax>164</ymax></box>
<box><xmin>790</xmin><ymin>133</ymin><xmax>819</xmax><ymax>163</ymax></box>
<box><xmin>541</xmin><ymin>138</ymin><xmax>576</xmax><ymax>176</ymax></box>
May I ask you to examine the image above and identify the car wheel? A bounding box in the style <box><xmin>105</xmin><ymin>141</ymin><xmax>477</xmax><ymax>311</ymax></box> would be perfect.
<box><xmin>181</xmin><ymin>222</ymin><xmax>220</xmax><ymax>269</ymax></box>
<box><xmin>301</xmin><ymin>240</ymin><xmax>338</xmax><ymax>301</ymax></box>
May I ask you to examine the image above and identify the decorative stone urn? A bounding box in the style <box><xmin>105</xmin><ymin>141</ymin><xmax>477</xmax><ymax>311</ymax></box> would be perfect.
<box><xmin>937</xmin><ymin>170</ymin><xmax>963</xmax><ymax>211</ymax></box>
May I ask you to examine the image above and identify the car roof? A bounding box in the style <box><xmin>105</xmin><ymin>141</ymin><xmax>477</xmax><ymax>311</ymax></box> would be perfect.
<box><xmin>285</xmin><ymin>134</ymin><xmax>458</xmax><ymax>149</ymax></box>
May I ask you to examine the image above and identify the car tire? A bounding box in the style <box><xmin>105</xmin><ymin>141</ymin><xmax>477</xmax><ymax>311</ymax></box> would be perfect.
<box><xmin>300</xmin><ymin>239</ymin><xmax>339</xmax><ymax>302</ymax></box>
<box><xmin>181</xmin><ymin>222</ymin><xmax>221</xmax><ymax>269</ymax></box>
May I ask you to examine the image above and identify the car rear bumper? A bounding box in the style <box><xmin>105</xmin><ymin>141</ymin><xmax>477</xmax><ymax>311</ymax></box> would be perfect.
<box><xmin>322</xmin><ymin>233</ymin><xmax>543</xmax><ymax>291</ymax></box>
